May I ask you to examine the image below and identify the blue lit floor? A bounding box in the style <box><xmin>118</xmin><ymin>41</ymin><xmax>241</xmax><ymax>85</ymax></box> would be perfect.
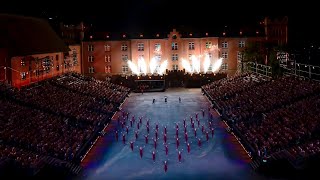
<box><xmin>81</xmin><ymin>88</ymin><xmax>265</xmax><ymax>180</ymax></box>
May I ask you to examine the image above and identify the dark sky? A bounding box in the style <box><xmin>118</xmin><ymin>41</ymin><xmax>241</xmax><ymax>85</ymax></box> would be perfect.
<box><xmin>1</xmin><ymin>1</ymin><xmax>319</xmax><ymax>47</ymax></box>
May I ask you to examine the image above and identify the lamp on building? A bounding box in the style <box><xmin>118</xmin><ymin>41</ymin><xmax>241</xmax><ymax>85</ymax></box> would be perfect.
<box><xmin>205</xmin><ymin>32</ymin><xmax>208</xmax><ymax>36</ymax></box>
<box><xmin>106</xmin><ymin>35</ymin><xmax>109</xmax><ymax>38</ymax></box>
<box><xmin>189</xmin><ymin>33</ymin><xmax>193</xmax><ymax>37</ymax></box>
<box><xmin>140</xmin><ymin>34</ymin><xmax>143</xmax><ymax>38</ymax></box>
<box><xmin>156</xmin><ymin>34</ymin><xmax>159</xmax><ymax>37</ymax></box>
<box><xmin>90</xmin><ymin>35</ymin><xmax>93</xmax><ymax>39</ymax></box>
<box><xmin>123</xmin><ymin>34</ymin><xmax>126</xmax><ymax>38</ymax></box>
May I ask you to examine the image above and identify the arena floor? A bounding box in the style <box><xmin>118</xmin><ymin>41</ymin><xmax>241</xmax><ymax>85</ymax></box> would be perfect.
<box><xmin>81</xmin><ymin>88</ymin><xmax>266</xmax><ymax>180</ymax></box>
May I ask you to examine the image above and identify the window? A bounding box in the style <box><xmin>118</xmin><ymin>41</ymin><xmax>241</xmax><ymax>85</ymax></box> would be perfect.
<box><xmin>121</xmin><ymin>44</ymin><xmax>128</xmax><ymax>51</ymax></box>
<box><xmin>56</xmin><ymin>54</ymin><xmax>59</xmax><ymax>61</ymax></box>
<box><xmin>105</xmin><ymin>44</ymin><xmax>111</xmax><ymax>51</ymax></box>
<box><xmin>122</xmin><ymin>65</ymin><xmax>129</xmax><ymax>73</ymax></box>
<box><xmin>189</xmin><ymin>42</ymin><xmax>195</xmax><ymax>50</ymax></box>
<box><xmin>105</xmin><ymin>66</ymin><xmax>111</xmax><ymax>73</ymax></box>
<box><xmin>155</xmin><ymin>43</ymin><xmax>161</xmax><ymax>52</ymax></box>
<box><xmin>155</xmin><ymin>54</ymin><xmax>161</xmax><ymax>61</ymax></box>
<box><xmin>138</xmin><ymin>55</ymin><xmax>144</xmax><ymax>59</ymax></box>
<box><xmin>138</xmin><ymin>43</ymin><xmax>144</xmax><ymax>51</ymax></box>
<box><xmin>221</xmin><ymin>42</ymin><xmax>228</xmax><ymax>48</ymax></box>
<box><xmin>42</xmin><ymin>57</ymin><xmax>52</xmax><ymax>73</ymax></box>
<box><xmin>221</xmin><ymin>63</ymin><xmax>228</xmax><ymax>71</ymax></box>
<box><xmin>237</xmin><ymin>52</ymin><xmax>243</xmax><ymax>61</ymax></box>
<box><xmin>222</xmin><ymin>52</ymin><xmax>228</xmax><ymax>59</ymax></box>
<box><xmin>172</xmin><ymin>54</ymin><xmax>178</xmax><ymax>61</ymax></box>
<box><xmin>21</xmin><ymin>59</ymin><xmax>26</xmax><ymax>66</ymax></box>
<box><xmin>56</xmin><ymin>65</ymin><xmax>60</xmax><ymax>71</ymax></box>
<box><xmin>122</xmin><ymin>55</ymin><xmax>128</xmax><ymax>61</ymax></box>
<box><xmin>105</xmin><ymin>55</ymin><xmax>111</xmax><ymax>62</ymax></box>
<box><xmin>173</xmin><ymin>64</ymin><xmax>178</xmax><ymax>70</ymax></box>
<box><xmin>206</xmin><ymin>41</ymin><xmax>212</xmax><ymax>49</ymax></box>
<box><xmin>208</xmin><ymin>53</ymin><xmax>212</xmax><ymax>59</ymax></box>
<box><xmin>88</xmin><ymin>44</ymin><xmax>94</xmax><ymax>51</ymax></box>
<box><xmin>21</xmin><ymin>72</ymin><xmax>26</xmax><ymax>80</ymax></box>
<box><xmin>172</xmin><ymin>34</ymin><xmax>177</xmax><ymax>39</ymax></box>
<box><xmin>72</xmin><ymin>49</ymin><xmax>78</xmax><ymax>65</ymax></box>
<box><xmin>88</xmin><ymin>56</ymin><xmax>94</xmax><ymax>62</ymax></box>
<box><xmin>172</xmin><ymin>42</ymin><xmax>178</xmax><ymax>50</ymax></box>
<box><xmin>189</xmin><ymin>54</ymin><xmax>192</xmax><ymax>59</ymax></box>
<box><xmin>89</xmin><ymin>67</ymin><xmax>94</xmax><ymax>73</ymax></box>
<box><xmin>239</xmin><ymin>41</ymin><xmax>245</xmax><ymax>48</ymax></box>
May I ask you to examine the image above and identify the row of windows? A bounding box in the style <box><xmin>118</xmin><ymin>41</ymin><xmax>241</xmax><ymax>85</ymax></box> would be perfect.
<box><xmin>87</xmin><ymin>41</ymin><xmax>246</xmax><ymax>52</ymax></box>
<box><xmin>88</xmin><ymin>62</ymin><xmax>229</xmax><ymax>74</ymax></box>
<box><xmin>87</xmin><ymin>52</ymin><xmax>234</xmax><ymax>63</ymax></box>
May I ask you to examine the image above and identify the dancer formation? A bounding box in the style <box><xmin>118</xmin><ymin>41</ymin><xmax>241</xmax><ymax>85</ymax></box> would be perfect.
<box><xmin>114</xmin><ymin>99</ymin><xmax>215</xmax><ymax>172</ymax></box>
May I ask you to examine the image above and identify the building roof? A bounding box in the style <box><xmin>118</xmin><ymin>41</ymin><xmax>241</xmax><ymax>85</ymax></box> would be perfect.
<box><xmin>0</xmin><ymin>14</ymin><xmax>70</xmax><ymax>57</ymax></box>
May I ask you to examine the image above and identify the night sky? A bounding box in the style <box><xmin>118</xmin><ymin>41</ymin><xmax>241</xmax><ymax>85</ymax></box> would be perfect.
<box><xmin>1</xmin><ymin>1</ymin><xmax>319</xmax><ymax>48</ymax></box>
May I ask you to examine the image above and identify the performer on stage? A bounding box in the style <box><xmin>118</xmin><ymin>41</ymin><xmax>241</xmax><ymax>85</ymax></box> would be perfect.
<box><xmin>176</xmin><ymin>138</ymin><xmax>180</xmax><ymax>149</ymax></box>
<box><xmin>206</xmin><ymin>131</ymin><xmax>209</xmax><ymax>141</ymax></box>
<box><xmin>139</xmin><ymin>147</ymin><xmax>143</xmax><ymax>158</ymax></box>
<box><xmin>185</xmin><ymin>132</ymin><xmax>188</xmax><ymax>142</ymax></box>
<box><xmin>187</xmin><ymin>143</ymin><xmax>190</xmax><ymax>153</ymax></box>
<box><xmin>164</xmin><ymin>161</ymin><xmax>168</xmax><ymax>172</ymax></box>
<box><xmin>164</xmin><ymin>134</ymin><xmax>167</xmax><ymax>143</ymax></box>
<box><xmin>164</xmin><ymin>126</ymin><xmax>167</xmax><ymax>134</ymax></box>
<box><xmin>135</xmin><ymin>130</ymin><xmax>138</xmax><ymax>140</ymax></box>
<box><xmin>178</xmin><ymin>151</ymin><xmax>182</xmax><ymax>163</ymax></box>
<box><xmin>115</xmin><ymin>130</ymin><xmax>118</xmax><ymax>141</ymax></box>
<box><xmin>198</xmin><ymin>138</ymin><xmax>202</xmax><ymax>147</ymax></box>
<box><xmin>165</xmin><ymin>144</ymin><xmax>169</xmax><ymax>155</ymax></box>
<box><xmin>130</xmin><ymin>141</ymin><xmax>134</xmax><ymax>151</ymax></box>
<box><xmin>194</xmin><ymin>128</ymin><xmax>197</xmax><ymax>137</ymax></box>
<box><xmin>155</xmin><ymin>129</ymin><xmax>158</xmax><ymax>139</ymax></box>
<box><xmin>126</xmin><ymin>126</ymin><xmax>129</xmax><ymax>134</ymax></box>
<box><xmin>211</xmin><ymin>128</ymin><xmax>214</xmax><ymax>138</ymax></box>
<box><xmin>154</xmin><ymin>138</ymin><xmax>157</xmax><ymax>149</ymax></box>
<box><xmin>145</xmin><ymin>135</ymin><xmax>149</xmax><ymax>144</ymax></box>
<box><xmin>122</xmin><ymin>134</ymin><xmax>126</xmax><ymax>144</ymax></box>
<box><xmin>152</xmin><ymin>151</ymin><xmax>156</xmax><ymax>162</ymax></box>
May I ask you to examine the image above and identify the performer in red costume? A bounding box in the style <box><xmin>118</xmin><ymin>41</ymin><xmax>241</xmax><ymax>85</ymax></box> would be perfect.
<box><xmin>139</xmin><ymin>147</ymin><xmax>143</xmax><ymax>158</ymax></box>
<box><xmin>187</xmin><ymin>143</ymin><xmax>190</xmax><ymax>153</ymax></box>
<box><xmin>122</xmin><ymin>134</ymin><xmax>126</xmax><ymax>144</ymax></box>
<box><xmin>145</xmin><ymin>135</ymin><xmax>149</xmax><ymax>144</ymax></box>
<box><xmin>130</xmin><ymin>141</ymin><xmax>134</xmax><ymax>151</ymax></box>
<box><xmin>164</xmin><ymin>161</ymin><xmax>168</xmax><ymax>172</ymax></box>
<box><xmin>152</xmin><ymin>151</ymin><xmax>156</xmax><ymax>162</ymax></box>
<box><xmin>178</xmin><ymin>151</ymin><xmax>182</xmax><ymax>163</ymax></box>
<box><xmin>211</xmin><ymin>128</ymin><xmax>214</xmax><ymax>138</ymax></box>
<box><xmin>115</xmin><ymin>130</ymin><xmax>118</xmax><ymax>141</ymax></box>
<box><xmin>198</xmin><ymin>138</ymin><xmax>202</xmax><ymax>147</ymax></box>
<box><xmin>165</xmin><ymin>144</ymin><xmax>168</xmax><ymax>155</ymax></box>
<box><xmin>135</xmin><ymin>130</ymin><xmax>138</xmax><ymax>140</ymax></box>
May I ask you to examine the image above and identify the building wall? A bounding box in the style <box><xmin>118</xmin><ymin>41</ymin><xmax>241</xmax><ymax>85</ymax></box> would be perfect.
<box><xmin>10</xmin><ymin>52</ymin><xmax>64</xmax><ymax>88</ymax></box>
<box><xmin>81</xmin><ymin>29</ymin><xmax>264</xmax><ymax>77</ymax></box>
<box><xmin>0</xmin><ymin>48</ymin><xmax>8</xmax><ymax>82</ymax></box>
<box><xmin>65</xmin><ymin>45</ymin><xmax>82</xmax><ymax>74</ymax></box>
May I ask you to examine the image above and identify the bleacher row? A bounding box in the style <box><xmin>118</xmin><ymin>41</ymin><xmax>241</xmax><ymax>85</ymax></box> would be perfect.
<box><xmin>202</xmin><ymin>73</ymin><xmax>320</xmax><ymax>169</ymax></box>
<box><xmin>0</xmin><ymin>72</ymin><xmax>130</xmax><ymax>176</ymax></box>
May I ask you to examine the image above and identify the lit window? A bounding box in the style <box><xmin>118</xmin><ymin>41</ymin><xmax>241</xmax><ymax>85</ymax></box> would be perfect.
<box><xmin>172</xmin><ymin>42</ymin><xmax>178</xmax><ymax>50</ymax></box>
<box><xmin>121</xmin><ymin>44</ymin><xmax>128</xmax><ymax>51</ymax></box>
<box><xmin>189</xmin><ymin>42</ymin><xmax>195</xmax><ymax>50</ymax></box>
<box><xmin>239</xmin><ymin>41</ymin><xmax>245</xmax><ymax>48</ymax></box>
<box><xmin>105</xmin><ymin>66</ymin><xmax>111</xmax><ymax>73</ymax></box>
<box><xmin>122</xmin><ymin>65</ymin><xmax>129</xmax><ymax>73</ymax></box>
<box><xmin>138</xmin><ymin>43</ymin><xmax>144</xmax><ymax>51</ymax></box>
<box><xmin>172</xmin><ymin>64</ymin><xmax>178</xmax><ymax>70</ymax></box>
<box><xmin>88</xmin><ymin>44</ymin><xmax>94</xmax><ymax>51</ymax></box>
<box><xmin>222</xmin><ymin>52</ymin><xmax>228</xmax><ymax>59</ymax></box>
<box><xmin>122</xmin><ymin>55</ymin><xmax>128</xmax><ymax>61</ymax></box>
<box><xmin>88</xmin><ymin>56</ymin><xmax>94</xmax><ymax>62</ymax></box>
<box><xmin>221</xmin><ymin>63</ymin><xmax>228</xmax><ymax>71</ymax></box>
<box><xmin>21</xmin><ymin>72</ymin><xmax>26</xmax><ymax>80</ymax></box>
<box><xmin>105</xmin><ymin>44</ymin><xmax>111</xmax><ymax>51</ymax></box>
<box><xmin>89</xmin><ymin>67</ymin><xmax>94</xmax><ymax>73</ymax></box>
<box><xmin>206</xmin><ymin>42</ymin><xmax>212</xmax><ymax>49</ymax></box>
<box><xmin>105</xmin><ymin>55</ymin><xmax>111</xmax><ymax>62</ymax></box>
<box><xmin>221</xmin><ymin>42</ymin><xmax>228</xmax><ymax>48</ymax></box>
<box><xmin>172</xmin><ymin>54</ymin><xmax>178</xmax><ymax>61</ymax></box>
<box><xmin>237</xmin><ymin>52</ymin><xmax>243</xmax><ymax>61</ymax></box>
<box><xmin>21</xmin><ymin>59</ymin><xmax>26</xmax><ymax>66</ymax></box>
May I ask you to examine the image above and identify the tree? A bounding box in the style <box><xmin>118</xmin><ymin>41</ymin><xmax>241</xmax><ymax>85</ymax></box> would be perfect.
<box><xmin>242</xmin><ymin>41</ymin><xmax>266</xmax><ymax>64</ymax></box>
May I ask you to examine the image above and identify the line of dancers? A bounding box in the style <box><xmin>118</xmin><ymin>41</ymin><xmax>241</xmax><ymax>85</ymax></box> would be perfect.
<box><xmin>114</xmin><ymin>107</ymin><xmax>214</xmax><ymax>172</ymax></box>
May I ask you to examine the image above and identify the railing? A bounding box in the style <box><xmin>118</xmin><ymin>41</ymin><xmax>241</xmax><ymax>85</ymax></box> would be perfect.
<box><xmin>243</xmin><ymin>62</ymin><xmax>272</xmax><ymax>77</ymax></box>
<box><xmin>281</xmin><ymin>63</ymin><xmax>320</xmax><ymax>81</ymax></box>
